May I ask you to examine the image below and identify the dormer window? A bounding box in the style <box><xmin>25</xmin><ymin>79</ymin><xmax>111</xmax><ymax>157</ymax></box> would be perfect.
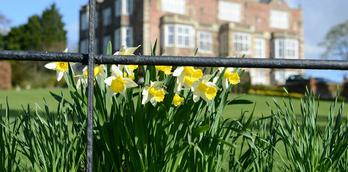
<box><xmin>270</xmin><ymin>10</ymin><xmax>289</xmax><ymax>29</ymax></box>
<box><xmin>218</xmin><ymin>1</ymin><xmax>241</xmax><ymax>22</ymax></box>
<box><xmin>161</xmin><ymin>0</ymin><xmax>186</xmax><ymax>14</ymax></box>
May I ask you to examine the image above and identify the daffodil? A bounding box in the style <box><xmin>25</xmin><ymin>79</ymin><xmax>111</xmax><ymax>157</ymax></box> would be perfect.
<box><xmin>222</xmin><ymin>68</ymin><xmax>240</xmax><ymax>89</ymax></box>
<box><xmin>114</xmin><ymin>45</ymin><xmax>141</xmax><ymax>78</ymax></box>
<box><xmin>44</xmin><ymin>49</ymin><xmax>70</xmax><ymax>81</ymax></box>
<box><xmin>77</xmin><ymin>65</ymin><xmax>105</xmax><ymax>88</ymax></box>
<box><xmin>172</xmin><ymin>94</ymin><xmax>184</xmax><ymax>107</ymax></box>
<box><xmin>104</xmin><ymin>65</ymin><xmax>138</xmax><ymax>95</ymax></box>
<box><xmin>156</xmin><ymin>66</ymin><xmax>172</xmax><ymax>75</ymax></box>
<box><xmin>192</xmin><ymin>78</ymin><xmax>218</xmax><ymax>102</ymax></box>
<box><xmin>173</xmin><ymin>66</ymin><xmax>203</xmax><ymax>92</ymax></box>
<box><xmin>142</xmin><ymin>82</ymin><xmax>166</xmax><ymax>106</ymax></box>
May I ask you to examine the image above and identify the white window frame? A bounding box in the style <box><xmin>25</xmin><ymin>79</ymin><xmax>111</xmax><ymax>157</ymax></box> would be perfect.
<box><xmin>233</xmin><ymin>32</ymin><xmax>251</xmax><ymax>54</ymax></box>
<box><xmin>198</xmin><ymin>31</ymin><xmax>213</xmax><ymax>53</ymax></box>
<box><xmin>115</xmin><ymin>0</ymin><xmax>133</xmax><ymax>16</ymax></box>
<box><xmin>161</xmin><ymin>0</ymin><xmax>186</xmax><ymax>14</ymax></box>
<box><xmin>81</xmin><ymin>13</ymin><xmax>88</xmax><ymax>30</ymax></box>
<box><xmin>103</xmin><ymin>8</ymin><xmax>112</xmax><ymax>26</ymax></box>
<box><xmin>254</xmin><ymin>38</ymin><xmax>266</xmax><ymax>58</ymax></box>
<box><xmin>103</xmin><ymin>35</ymin><xmax>111</xmax><ymax>54</ymax></box>
<box><xmin>163</xmin><ymin>24</ymin><xmax>194</xmax><ymax>48</ymax></box>
<box><xmin>218</xmin><ymin>1</ymin><xmax>241</xmax><ymax>22</ymax></box>
<box><xmin>270</xmin><ymin>10</ymin><xmax>289</xmax><ymax>29</ymax></box>
<box><xmin>274</xmin><ymin>38</ymin><xmax>299</xmax><ymax>59</ymax></box>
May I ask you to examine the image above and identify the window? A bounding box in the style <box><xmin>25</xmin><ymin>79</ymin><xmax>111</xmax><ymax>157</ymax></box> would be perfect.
<box><xmin>115</xmin><ymin>0</ymin><xmax>133</xmax><ymax>16</ymax></box>
<box><xmin>124</xmin><ymin>27</ymin><xmax>133</xmax><ymax>47</ymax></box>
<box><xmin>161</xmin><ymin>0</ymin><xmax>185</xmax><ymax>14</ymax></box>
<box><xmin>163</xmin><ymin>24</ymin><xmax>194</xmax><ymax>48</ymax></box>
<box><xmin>80</xmin><ymin>39</ymin><xmax>88</xmax><ymax>53</ymax></box>
<box><xmin>274</xmin><ymin>39</ymin><xmax>299</xmax><ymax>59</ymax></box>
<box><xmin>103</xmin><ymin>8</ymin><xmax>112</xmax><ymax>26</ymax></box>
<box><xmin>250</xmin><ymin>69</ymin><xmax>269</xmax><ymax>85</ymax></box>
<box><xmin>254</xmin><ymin>38</ymin><xmax>266</xmax><ymax>58</ymax></box>
<box><xmin>233</xmin><ymin>32</ymin><xmax>251</xmax><ymax>54</ymax></box>
<box><xmin>270</xmin><ymin>10</ymin><xmax>289</xmax><ymax>29</ymax></box>
<box><xmin>114</xmin><ymin>27</ymin><xmax>133</xmax><ymax>50</ymax></box>
<box><xmin>218</xmin><ymin>1</ymin><xmax>241</xmax><ymax>22</ymax></box>
<box><xmin>81</xmin><ymin>13</ymin><xmax>88</xmax><ymax>30</ymax></box>
<box><xmin>198</xmin><ymin>31</ymin><xmax>213</xmax><ymax>52</ymax></box>
<box><xmin>103</xmin><ymin>36</ymin><xmax>111</xmax><ymax>54</ymax></box>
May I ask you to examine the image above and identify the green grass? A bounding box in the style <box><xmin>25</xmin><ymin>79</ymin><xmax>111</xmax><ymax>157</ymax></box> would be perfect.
<box><xmin>0</xmin><ymin>89</ymin><xmax>346</xmax><ymax>120</ymax></box>
<box><xmin>0</xmin><ymin>88</ymin><xmax>69</xmax><ymax>116</ymax></box>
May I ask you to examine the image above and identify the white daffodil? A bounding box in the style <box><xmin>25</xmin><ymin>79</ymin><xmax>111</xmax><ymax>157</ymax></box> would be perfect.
<box><xmin>104</xmin><ymin>65</ymin><xmax>138</xmax><ymax>95</ymax></box>
<box><xmin>114</xmin><ymin>45</ymin><xmax>141</xmax><ymax>78</ymax></box>
<box><xmin>173</xmin><ymin>66</ymin><xmax>203</xmax><ymax>92</ymax></box>
<box><xmin>192</xmin><ymin>78</ymin><xmax>218</xmax><ymax>103</ymax></box>
<box><xmin>222</xmin><ymin>68</ymin><xmax>240</xmax><ymax>89</ymax></box>
<box><xmin>142</xmin><ymin>81</ymin><xmax>166</xmax><ymax>106</ymax></box>
<box><xmin>76</xmin><ymin>65</ymin><xmax>105</xmax><ymax>88</ymax></box>
<box><xmin>44</xmin><ymin>49</ymin><xmax>70</xmax><ymax>81</ymax></box>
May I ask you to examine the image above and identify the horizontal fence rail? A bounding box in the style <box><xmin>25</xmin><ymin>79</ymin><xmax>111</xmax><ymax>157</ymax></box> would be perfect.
<box><xmin>1</xmin><ymin>50</ymin><xmax>348</xmax><ymax>70</ymax></box>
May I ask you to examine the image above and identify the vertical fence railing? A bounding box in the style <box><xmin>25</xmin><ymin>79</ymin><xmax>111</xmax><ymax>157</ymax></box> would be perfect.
<box><xmin>0</xmin><ymin>0</ymin><xmax>348</xmax><ymax>170</ymax></box>
<box><xmin>87</xmin><ymin>0</ymin><xmax>95</xmax><ymax>171</ymax></box>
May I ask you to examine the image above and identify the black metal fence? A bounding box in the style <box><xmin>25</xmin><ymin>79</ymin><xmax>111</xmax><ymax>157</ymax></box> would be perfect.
<box><xmin>0</xmin><ymin>0</ymin><xmax>347</xmax><ymax>171</ymax></box>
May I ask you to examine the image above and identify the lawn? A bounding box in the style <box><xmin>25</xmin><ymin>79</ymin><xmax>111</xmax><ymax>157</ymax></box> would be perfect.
<box><xmin>0</xmin><ymin>88</ymin><xmax>346</xmax><ymax>120</ymax></box>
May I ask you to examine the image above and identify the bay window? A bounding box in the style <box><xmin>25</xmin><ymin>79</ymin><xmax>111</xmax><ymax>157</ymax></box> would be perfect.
<box><xmin>198</xmin><ymin>31</ymin><xmax>213</xmax><ymax>53</ymax></box>
<box><xmin>274</xmin><ymin>38</ymin><xmax>299</xmax><ymax>59</ymax></box>
<box><xmin>233</xmin><ymin>32</ymin><xmax>251</xmax><ymax>54</ymax></box>
<box><xmin>163</xmin><ymin>24</ymin><xmax>194</xmax><ymax>48</ymax></box>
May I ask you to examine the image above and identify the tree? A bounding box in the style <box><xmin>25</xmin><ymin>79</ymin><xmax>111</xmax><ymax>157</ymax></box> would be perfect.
<box><xmin>41</xmin><ymin>4</ymin><xmax>67</xmax><ymax>51</ymax></box>
<box><xmin>321</xmin><ymin>20</ymin><xmax>348</xmax><ymax>59</ymax></box>
<box><xmin>4</xmin><ymin>3</ymin><xmax>67</xmax><ymax>88</ymax></box>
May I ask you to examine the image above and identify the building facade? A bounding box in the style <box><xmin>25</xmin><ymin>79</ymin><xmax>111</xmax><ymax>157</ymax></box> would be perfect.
<box><xmin>79</xmin><ymin>0</ymin><xmax>304</xmax><ymax>85</ymax></box>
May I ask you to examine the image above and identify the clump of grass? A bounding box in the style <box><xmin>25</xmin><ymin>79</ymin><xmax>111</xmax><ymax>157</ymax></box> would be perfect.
<box><xmin>272</xmin><ymin>93</ymin><xmax>348</xmax><ymax>171</ymax></box>
<box><xmin>0</xmin><ymin>100</ymin><xmax>21</xmax><ymax>171</ymax></box>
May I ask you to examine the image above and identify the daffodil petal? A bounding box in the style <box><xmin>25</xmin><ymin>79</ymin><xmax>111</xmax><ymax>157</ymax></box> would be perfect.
<box><xmin>124</xmin><ymin>78</ymin><xmax>138</xmax><ymax>88</ymax></box>
<box><xmin>193</xmin><ymin>94</ymin><xmax>200</xmax><ymax>103</ymax></box>
<box><xmin>45</xmin><ymin>62</ymin><xmax>56</xmax><ymax>70</ymax></box>
<box><xmin>111</xmin><ymin>65</ymin><xmax>123</xmax><ymax>77</ymax></box>
<box><xmin>104</xmin><ymin>76</ymin><xmax>115</xmax><ymax>86</ymax></box>
<box><xmin>142</xmin><ymin>88</ymin><xmax>149</xmax><ymax>105</ymax></box>
<box><xmin>57</xmin><ymin>72</ymin><xmax>64</xmax><ymax>81</ymax></box>
<box><xmin>173</xmin><ymin>67</ymin><xmax>184</xmax><ymax>77</ymax></box>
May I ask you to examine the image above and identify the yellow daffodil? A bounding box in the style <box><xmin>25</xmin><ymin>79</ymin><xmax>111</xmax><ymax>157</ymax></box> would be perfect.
<box><xmin>142</xmin><ymin>82</ymin><xmax>166</xmax><ymax>106</ymax></box>
<box><xmin>192</xmin><ymin>79</ymin><xmax>218</xmax><ymax>102</ymax></box>
<box><xmin>222</xmin><ymin>68</ymin><xmax>240</xmax><ymax>89</ymax></box>
<box><xmin>172</xmin><ymin>94</ymin><xmax>184</xmax><ymax>107</ymax></box>
<box><xmin>104</xmin><ymin>65</ymin><xmax>138</xmax><ymax>95</ymax></box>
<box><xmin>77</xmin><ymin>65</ymin><xmax>105</xmax><ymax>88</ymax></box>
<box><xmin>173</xmin><ymin>66</ymin><xmax>203</xmax><ymax>92</ymax></box>
<box><xmin>44</xmin><ymin>49</ymin><xmax>70</xmax><ymax>81</ymax></box>
<box><xmin>156</xmin><ymin>66</ymin><xmax>172</xmax><ymax>75</ymax></box>
<box><xmin>82</xmin><ymin>65</ymin><xmax>105</xmax><ymax>78</ymax></box>
<box><xmin>114</xmin><ymin>45</ymin><xmax>141</xmax><ymax>78</ymax></box>
<box><xmin>114</xmin><ymin>45</ymin><xmax>141</xmax><ymax>56</ymax></box>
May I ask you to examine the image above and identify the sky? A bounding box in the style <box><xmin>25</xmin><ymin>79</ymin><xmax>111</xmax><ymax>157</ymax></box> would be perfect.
<box><xmin>0</xmin><ymin>0</ymin><xmax>348</xmax><ymax>82</ymax></box>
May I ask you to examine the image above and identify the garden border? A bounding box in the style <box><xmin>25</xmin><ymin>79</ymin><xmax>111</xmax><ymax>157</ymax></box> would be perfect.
<box><xmin>0</xmin><ymin>0</ymin><xmax>347</xmax><ymax>171</ymax></box>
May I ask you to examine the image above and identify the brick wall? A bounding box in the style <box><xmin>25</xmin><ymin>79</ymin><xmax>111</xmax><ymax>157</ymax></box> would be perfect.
<box><xmin>0</xmin><ymin>62</ymin><xmax>12</xmax><ymax>90</ymax></box>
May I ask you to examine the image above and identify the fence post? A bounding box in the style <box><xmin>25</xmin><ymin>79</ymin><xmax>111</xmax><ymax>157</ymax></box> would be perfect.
<box><xmin>87</xmin><ymin>0</ymin><xmax>96</xmax><ymax>171</ymax></box>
